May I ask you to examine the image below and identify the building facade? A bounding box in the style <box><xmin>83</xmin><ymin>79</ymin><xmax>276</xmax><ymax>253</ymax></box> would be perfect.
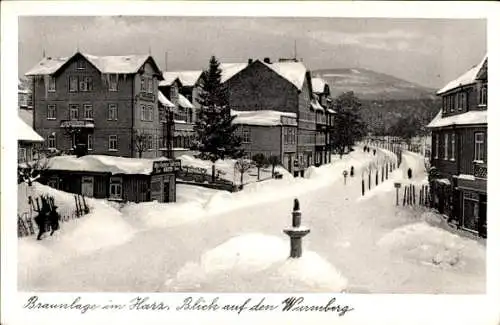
<box><xmin>26</xmin><ymin>51</ymin><xmax>164</xmax><ymax>158</ymax></box>
<box><xmin>428</xmin><ymin>55</ymin><xmax>487</xmax><ymax>237</ymax></box>
<box><xmin>232</xmin><ymin>110</ymin><xmax>297</xmax><ymax>172</ymax></box>
<box><xmin>225</xmin><ymin>58</ymin><xmax>332</xmax><ymax>176</ymax></box>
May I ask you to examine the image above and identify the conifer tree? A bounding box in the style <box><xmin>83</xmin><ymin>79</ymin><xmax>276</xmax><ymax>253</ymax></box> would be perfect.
<box><xmin>195</xmin><ymin>56</ymin><xmax>244</xmax><ymax>182</ymax></box>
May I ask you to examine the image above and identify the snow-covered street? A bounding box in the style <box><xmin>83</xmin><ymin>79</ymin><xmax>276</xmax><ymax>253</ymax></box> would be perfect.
<box><xmin>18</xmin><ymin>148</ymin><xmax>485</xmax><ymax>293</ymax></box>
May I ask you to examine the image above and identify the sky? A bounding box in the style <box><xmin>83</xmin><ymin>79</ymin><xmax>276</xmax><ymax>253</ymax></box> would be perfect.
<box><xmin>18</xmin><ymin>16</ymin><xmax>486</xmax><ymax>89</ymax></box>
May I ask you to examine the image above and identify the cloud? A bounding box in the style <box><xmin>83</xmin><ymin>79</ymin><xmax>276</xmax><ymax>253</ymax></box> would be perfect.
<box><xmin>306</xmin><ymin>29</ymin><xmax>435</xmax><ymax>54</ymax></box>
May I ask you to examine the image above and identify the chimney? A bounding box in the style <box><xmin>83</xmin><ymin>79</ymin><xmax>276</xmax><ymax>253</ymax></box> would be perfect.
<box><xmin>263</xmin><ymin>57</ymin><xmax>271</xmax><ymax>64</ymax></box>
<box><xmin>248</xmin><ymin>58</ymin><xmax>253</xmax><ymax>64</ymax></box>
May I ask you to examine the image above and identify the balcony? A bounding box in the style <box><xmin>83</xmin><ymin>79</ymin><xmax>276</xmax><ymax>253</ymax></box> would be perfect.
<box><xmin>473</xmin><ymin>161</ymin><xmax>487</xmax><ymax>179</ymax></box>
<box><xmin>60</xmin><ymin>119</ymin><xmax>95</xmax><ymax>128</ymax></box>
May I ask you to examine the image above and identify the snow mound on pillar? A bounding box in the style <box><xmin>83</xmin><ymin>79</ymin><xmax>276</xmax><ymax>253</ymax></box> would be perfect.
<box><xmin>165</xmin><ymin>233</ymin><xmax>348</xmax><ymax>292</ymax></box>
<box><xmin>377</xmin><ymin>222</ymin><xmax>485</xmax><ymax>269</ymax></box>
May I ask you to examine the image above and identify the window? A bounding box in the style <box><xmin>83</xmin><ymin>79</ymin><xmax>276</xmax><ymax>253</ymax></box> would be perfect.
<box><xmin>141</xmin><ymin>105</ymin><xmax>147</xmax><ymax>121</ymax></box>
<box><xmin>47</xmin><ymin>104</ymin><xmax>56</xmax><ymax>119</ymax></box>
<box><xmin>18</xmin><ymin>147</ymin><xmax>27</xmax><ymax>163</ymax></box>
<box><xmin>79</xmin><ymin>77</ymin><xmax>93</xmax><ymax>92</ymax></box>
<box><xmin>48</xmin><ymin>76</ymin><xmax>56</xmax><ymax>92</ymax></box>
<box><xmin>48</xmin><ymin>134</ymin><xmax>56</xmax><ymax>149</ymax></box>
<box><xmin>170</xmin><ymin>86</ymin><xmax>177</xmax><ymax>101</ymax></box>
<box><xmin>76</xmin><ymin>60</ymin><xmax>85</xmax><ymax>70</ymax></box>
<box><xmin>444</xmin><ymin>134</ymin><xmax>449</xmax><ymax>160</ymax></box>
<box><xmin>109</xmin><ymin>135</ymin><xmax>118</xmax><ymax>151</ymax></box>
<box><xmin>109</xmin><ymin>74</ymin><xmax>118</xmax><ymax>91</ymax></box>
<box><xmin>84</xmin><ymin>104</ymin><xmax>93</xmax><ymax>120</ymax></box>
<box><xmin>87</xmin><ymin>134</ymin><xmax>93</xmax><ymax>151</ymax></box>
<box><xmin>450</xmin><ymin>133</ymin><xmax>456</xmax><ymax>161</ymax></box>
<box><xmin>442</xmin><ymin>97</ymin><xmax>447</xmax><ymax>113</ymax></box>
<box><xmin>148</xmin><ymin>78</ymin><xmax>153</xmax><ymax>94</ymax></box>
<box><xmin>109</xmin><ymin>177</ymin><xmax>123</xmax><ymax>200</ymax></box>
<box><xmin>140</xmin><ymin>77</ymin><xmax>146</xmax><ymax>92</ymax></box>
<box><xmin>147</xmin><ymin>135</ymin><xmax>154</xmax><ymax>150</ymax></box>
<box><xmin>463</xmin><ymin>192</ymin><xmax>480</xmax><ymax>232</ymax></box>
<box><xmin>69</xmin><ymin>104</ymin><xmax>79</xmax><ymax>120</ymax></box>
<box><xmin>69</xmin><ymin>76</ymin><xmax>78</xmax><ymax>92</ymax></box>
<box><xmin>474</xmin><ymin>132</ymin><xmax>485</xmax><ymax>162</ymax></box>
<box><xmin>242</xmin><ymin>128</ymin><xmax>251</xmax><ymax>143</ymax></box>
<box><xmin>108</xmin><ymin>104</ymin><xmax>117</xmax><ymax>120</ymax></box>
<box><xmin>479</xmin><ymin>84</ymin><xmax>487</xmax><ymax>106</ymax></box>
<box><xmin>434</xmin><ymin>135</ymin><xmax>439</xmax><ymax>159</ymax></box>
<box><xmin>458</xmin><ymin>92</ymin><xmax>467</xmax><ymax>111</ymax></box>
<box><xmin>148</xmin><ymin>105</ymin><xmax>154</xmax><ymax>121</ymax></box>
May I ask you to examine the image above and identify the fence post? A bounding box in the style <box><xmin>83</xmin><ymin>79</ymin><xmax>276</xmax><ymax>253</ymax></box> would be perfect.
<box><xmin>403</xmin><ymin>186</ymin><xmax>407</xmax><ymax>206</ymax></box>
<box><xmin>362</xmin><ymin>178</ymin><xmax>365</xmax><ymax>196</ymax></box>
<box><xmin>368</xmin><ymin>172</ymin><xmax>371</xmax><ymax>190</ymax></box>
<box><xmin>375</xmin><ymin>170</ymin><xmax>379</xmax><ymax>186</ymax></box>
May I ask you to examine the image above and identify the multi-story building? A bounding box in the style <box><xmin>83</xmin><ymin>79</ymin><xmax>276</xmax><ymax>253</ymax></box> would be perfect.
<box><xmin>427</xmin><ymin>55</ymin><xmax>487</xmax><ymax>237</ymax></box>
<box><xmin>18</xmin><ymin>78</ymin><xmax>33</xmax><ymax>110</ymax></box>
<box><xmin>312</xmin><ymin>77</ymin><xmax>335</xmax><ymax>165</ymax></box>
<box><xmin>158</xmin><ymin>74</ymin><xmax>197</xmax><ymax>155</ymax></box>
<box><xmin>224</xmin><ymin>58</ymin><xmax>333</xmax><ymax>176</ymax></box>
<box><xmin>25</xmin><ymin>51</ymin><xmax>164</xmax><ymax>158</ymax></box>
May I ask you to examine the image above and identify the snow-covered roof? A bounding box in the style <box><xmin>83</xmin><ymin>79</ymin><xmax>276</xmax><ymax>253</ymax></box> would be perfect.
<box><xmin>437</xmin><ymin>55</ymin><xmax>487</xmax><ymax>95</ymax></box>
<box><xmin>18</xmin><ymin>116</ymin><xmax>43</xmax><ymax>142</ymax></box>
<box><xmin>25</xmin><ymin>52</ymin><xmax>155</xmax><ymax>76</ymax></box>
<box><xmin>158</xmin><ymin>91</ymin><xmax>175</xmax><ymax>108</ymax></box>
<box><xmin>327</xmin><ymin>108</ymin><xmax>336</xmax><ymax>114</ymax></box>
<box><xmin>312</xmin><ymin>77</ymin><xmax>327</xmax><ymax>93</ymax></box>
<box><xmin>427</xmin><ymin>110</ymin><xmax>487</xmax><ymax>128</ymax></box>
<box><xmin>222</xmin><ymin>60</ymin><xmax>307</xmax><ymax>90</ymax></box>
<box><xmin>220</xmin><ymin>63</ymin><xmax>249</xmax><ymax>83</ymax></box>
<box><xmin>18</xmin><ymin>108</ymin><xmax>33</xmax><ymax>127</ymax></box>
<box><xmin>311</xmin><ymin>99</ymin><xmax>324</xmax><ymax>112</ymax></box>
<box><xmin>231</xmin><ymin>110</ymin><xmax>297</xmax><ymax>126</ymax></box>
<box><xmin>45</xmin><ymin>155</ymin><xmax>169</xmax><ymax>175</ymax></box>
<box><xmin>161</xmin><ymin>71</ymin><xmax>202</xmax><ymax>87</ymax></box>
<box><xmin>178</xmin><ymin>94</ymin><xmax>194</xmax><ymax>109</ymax></box>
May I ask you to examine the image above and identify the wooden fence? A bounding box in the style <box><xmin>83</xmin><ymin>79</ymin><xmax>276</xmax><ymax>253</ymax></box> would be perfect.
<box><xmin>18</xmin><ymin>194</ymin><xmax>90</xmax><ymax>238</ymax></box>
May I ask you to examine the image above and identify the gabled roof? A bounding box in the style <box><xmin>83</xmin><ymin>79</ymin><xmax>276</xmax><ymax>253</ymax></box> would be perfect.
<box><xmin>18</xmin><ymin>116</ymin><xmax>43</xmax><ymax>142</ymax></box>
<box><xmin>437</xmin><ymin>55</ymin><xmax>487</xmax><ymax>95</ymax></box>
<box><xmin>161</xmin><ymin>70</ymin><xmax>203</xmax><ymax>87</ymax></box>
<box><xmin>311</xmin><ymin>77</ymin><xmax>327</xmax><ymax>94</ymax></box>
<box><xmin>427</xmin><ymin>109</ymin><xmax>487</xmax><ymax>128</ymax></box>
<box><xmin>222</xmin><ymin>60</ymin><xmax>308</xmax><ymax>90</ymax></box>
<box><xmin>25</xmin><ymin>51</ymin><xmax>162</xmax><ymax>76</ymax></box>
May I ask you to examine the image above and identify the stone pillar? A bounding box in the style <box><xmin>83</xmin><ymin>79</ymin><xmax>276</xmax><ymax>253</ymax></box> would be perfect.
<box><xmin>283</xmin><ymin>198</ymin><xmax>310</xmax><ymax>258</ymax></box>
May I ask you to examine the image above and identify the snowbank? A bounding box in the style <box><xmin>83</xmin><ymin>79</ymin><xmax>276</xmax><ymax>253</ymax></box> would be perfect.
<box><xmin>377</xmin><ymin>222</ymin><xmax>485</xmax><ymax>270</ymax></box>
<box><xmin>164</xmin><ymin>233</ymin><xmax>347</xmax><ymax>292</ymax></box>
<box><xmin>123</xmin><ymin>149</ymin><xmax>386</xmax><ymax>230</ymax></box>
<box><xmin>18</xmin><ymin>183</ymin><xmax>136</xmax><ymax>282</ymax></box>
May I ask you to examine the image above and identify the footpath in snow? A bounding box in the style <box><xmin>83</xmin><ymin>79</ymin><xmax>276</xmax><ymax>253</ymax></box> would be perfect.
<box><xmin>18</xmin><ymin>148</ymin><xmax>485</xmax><ymax>294</ymax></box>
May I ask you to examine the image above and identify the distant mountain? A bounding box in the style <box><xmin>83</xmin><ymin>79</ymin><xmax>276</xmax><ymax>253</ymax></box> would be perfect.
<box><xmin>312</xmin><ymin>68</ymin><xmax>441</xmax><ymax>135</ymax></box>
<box><xmin>312</xmin><ymin>68</ymin><xmax>437</xmax><ymax>101</ymax></box>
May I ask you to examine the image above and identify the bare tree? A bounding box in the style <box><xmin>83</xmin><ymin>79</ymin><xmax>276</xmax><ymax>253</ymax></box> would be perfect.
<box><xmin>133</xmin><ymin>130</ymin><xmax>148</xmax><ymax>158</ymax></box>
<box><xmin>252</xmin><ymin>153</ymin><xmax>269</xmax><ymax>180</ymax></box>
<box><xmin>234</xmin><ymin>158</ymin><xmax>253</xmax><ymax>187</ymax></box>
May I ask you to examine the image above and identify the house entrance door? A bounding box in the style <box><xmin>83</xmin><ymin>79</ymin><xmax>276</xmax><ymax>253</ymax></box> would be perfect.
<box><xmin>81</xmin><ymin>176</ymin><xmax>94</xmax><ymax>197</ymax></box>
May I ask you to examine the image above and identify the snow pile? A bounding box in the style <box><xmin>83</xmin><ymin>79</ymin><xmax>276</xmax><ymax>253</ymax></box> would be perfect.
<box><xmin>231</xmin><ymin>110</ymin><xmax>297</xmax><ymax>126</ymax></box>
<box><xmin>18</xmin><ymin>183</ymin><xmax>136</xmax><ymax>281</ymax></box>
<box><xmin>377</xmin><ymin>222</ymin><xmax>485</xmax><ymax>269</ymax></box>
<box><xmin>165</xmin><ymin>233</ymin><xmax>347</xmax><ymax>292</ymax></box>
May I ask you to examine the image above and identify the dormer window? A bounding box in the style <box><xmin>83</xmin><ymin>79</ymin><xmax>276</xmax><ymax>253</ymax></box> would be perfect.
<box><xmin>48</xmin><ymin>76</ymin><xmax>56</xmax><ymax>92</ymax></box>
<box><xmin>479</xmin><ymin>84</ymin><xmax>487</xmax><ymax>106</ymax></box>
<box><xmin>457</xmin><ymin>92</ymin><xmax>467</xmax><ymax>111</ymax></box>
<box><xmin>77</xmin><ymin>60</ymin><xmax>85</xmax><ymax>70</ymax></box>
